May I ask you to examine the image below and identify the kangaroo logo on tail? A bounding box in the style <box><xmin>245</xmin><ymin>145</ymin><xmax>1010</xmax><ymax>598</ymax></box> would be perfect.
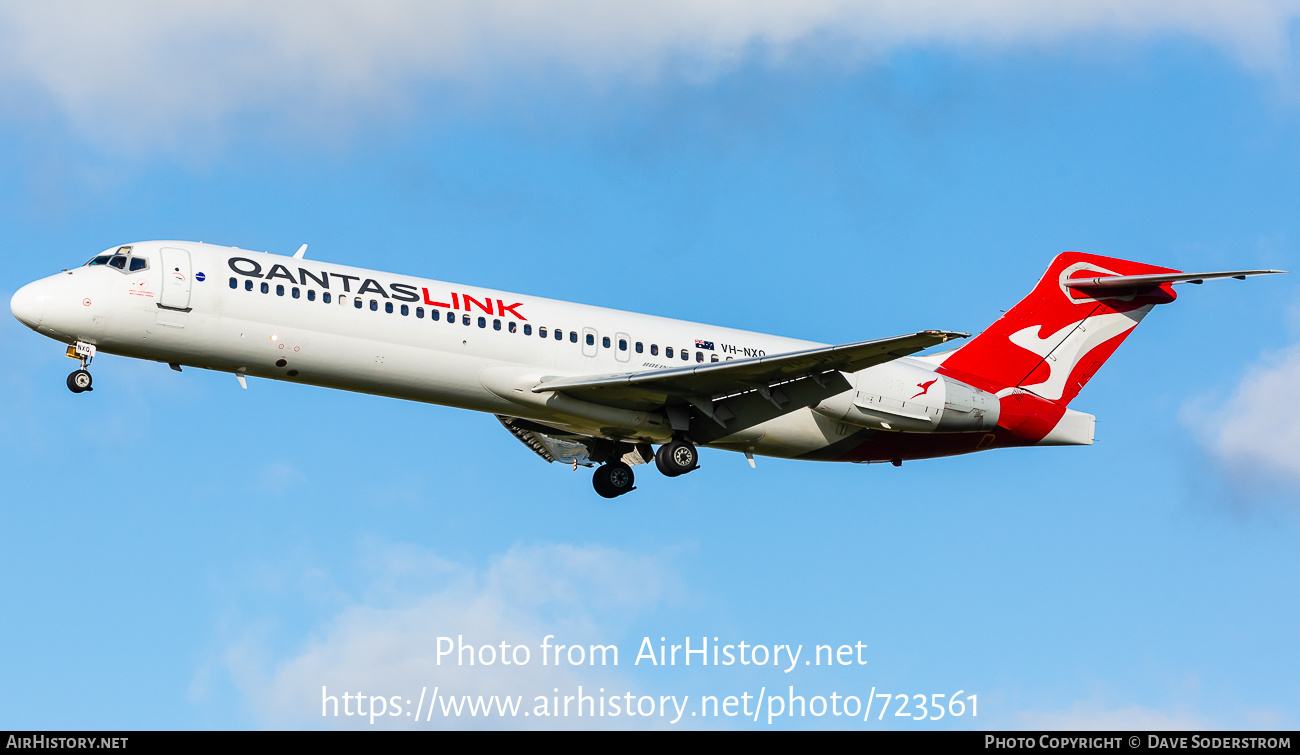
<box><xmin>1004</xmin><ymin>309</ymin><xmax>1147</xmax><ymax>402</ymax></box>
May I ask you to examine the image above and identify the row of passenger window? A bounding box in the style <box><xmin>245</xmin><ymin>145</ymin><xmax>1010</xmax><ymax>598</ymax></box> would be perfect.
<box><xmin>229</xmin><ymin>276</ymin><xmax>723</xmax><ymax>363</ymax></box>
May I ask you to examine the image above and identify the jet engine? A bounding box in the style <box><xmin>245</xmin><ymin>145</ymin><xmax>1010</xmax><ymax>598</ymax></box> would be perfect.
<box><xmin>813</xmin><ymin>360</ymin><xmax>999</xmax><ymax>433</ymax></box>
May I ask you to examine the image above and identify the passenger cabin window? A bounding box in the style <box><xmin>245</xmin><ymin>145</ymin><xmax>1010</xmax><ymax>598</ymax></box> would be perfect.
<box><xmin>229</xmin><ymin>277</ymin><xmax>237</xmax><ymax>289</ymax></box>
<box><xmin>665</xmin><ymin>347</ymin><xmax>673</xmax><ymax>358</ymax></box>
<box><xmin>292</xmin><ymin>287</ymin><xmax>300</xmax><ymax>299</ymax></box>
<box><xmin>586</xmin><ymin>333</ymin><xmax>595</xmax><ymax>346</ymax></box>
<box><xmin>462</xmin><ymin>314</ymin><xmax>470</xmax><ymax>325</ymax></box>
<box><xmin>682</xmin><ymin>350</ymin><xmax>689</xmax><ymax>361</ymax></box>
<box><xmin>416</xmin><ymin>307</ymin><xmax>424</xmax><ymax>318</ymax></box>
<box><xmin>636</xmin><ymin>342</ymin><xmax>643</xmax><ymax>353</ymax></box>
<box><xmin>524</xmin><ymin>324</ymin><xmax>532</xmax><ymax>335</ymax></box>
<box><xmin>602</xmin><ymin>336</ymin><xmax>610</xmax><ymax>348</ymax></box>
<box><xmin>323</xmin><ymin>292</ymin><xmax>331</xmax><ymax>303</ymax></box>
<box><xmin>307</xmin><ymin>290</ymin><xmax>315</xmax><ymax>301</ymax></box>
<box><xmin>569</xmin><ymin>331</ymin><xmax>577</xmax><ymax>343</ymax></box>
<box><xmin>261</xmin><ymin>282</ymin><xmax>270</xmax><ymax>294</ymax></box>
<box><xmin>508</xmin><ymin>322</ymin><xmax>516</xmax><ymax>333</ymax></box>
<box><xmin>696</xmin><ymin>352</ymin><xmax>704</xmax><ymax>362</ymax></box>
<box><xmin>478</xmin><ymin>317</ymin><xmax>486</xmax><ymax>328</ymax></box>
<box><xmin>711</xmin><ymin>354</ymin><xmax>719</xmax><ymax>362</ymax></box>
<box><xmin>619</xmin><ymin>339</ymin><xmax>627</xmax><ymax>351</ymax></box>
<box><xmin>276</xmin><ymin>285</ymin><xmax>285</xmax><ymax>296</ymax></box>
<box><xmin>539</xmin><ymin>327</ymin><xmax>548</xmax><ymax>338</ymax></box>
<box><xmin>651</xmin><ymin>345</ymin><xmax>659</xmax><ymax>356</ymax></box>
<box><xmin>493</xmin><ymin>319</ymin><xmax>501</xmax><ymax>330</ymax></box>
<box><xmin>431</xmin><ymin>309</ymin><xmax>440</xmax><ymax>321</ymax></box>
<box><xmin>400</xmin><ymin>304</ymin><xmax>408</xmax><ymax>316</ymax></box>
<box><xmin>555</xmin><ymin>329</ymin><xmax>563</xmax><ymax>341</ymax></box>
<box><xmin>245</xmin><ymin>280</ymin><xmax>254</xmax><ymax>291</ymax></box>
<box><xmin>385</xmin><ymin>302</ymin><xmax>394</xmax><ymax>314</ymax></box>
<box><xmin>354</xmin><ymin>297</ymin><xmax>363</xmax><ymax>309</ymax></box>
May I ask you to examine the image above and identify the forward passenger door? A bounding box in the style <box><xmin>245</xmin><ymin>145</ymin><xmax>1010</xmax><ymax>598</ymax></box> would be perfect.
<box><xmin>158</xmin><ymin>247</ymin><xmax>193</xmax><ymax>311</ymax></box>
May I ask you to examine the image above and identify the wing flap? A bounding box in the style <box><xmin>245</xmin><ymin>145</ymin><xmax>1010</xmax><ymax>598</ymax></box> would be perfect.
<box><xmin>496</xmin><ymin>415</ymin><xmax>588</xmax><ymax>464</ymax></box>
<box><xmin>495</xmin><ymin>416</ymin><xmax>654</xmax><ymax>466</ymax></box>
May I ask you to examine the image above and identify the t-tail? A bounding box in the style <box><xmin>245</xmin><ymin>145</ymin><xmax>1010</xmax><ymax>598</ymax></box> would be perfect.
<box><xmin>934</xmin><ymin>252</ymin><xmax>1285</xmax><ymax>447</ymax></box>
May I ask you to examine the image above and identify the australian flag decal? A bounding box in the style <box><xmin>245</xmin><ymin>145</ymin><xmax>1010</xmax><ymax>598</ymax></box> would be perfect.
<box><xmin>695</xmin><ymin>339</ymin><xmax>714</xmax><ymax>351</ymax></box>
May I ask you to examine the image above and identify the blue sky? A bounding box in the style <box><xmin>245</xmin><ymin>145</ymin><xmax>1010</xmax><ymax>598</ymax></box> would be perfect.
<box><xmin>2</xmin><ymin>2</ymin><xmax>1299</xmax><ymax>730</ymax></box>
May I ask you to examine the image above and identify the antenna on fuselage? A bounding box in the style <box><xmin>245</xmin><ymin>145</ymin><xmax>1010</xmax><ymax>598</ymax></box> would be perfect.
<box><xmin>293</xmin><ymin>244</ymin><xmax>307</xmax><ymax>259</ymax></box>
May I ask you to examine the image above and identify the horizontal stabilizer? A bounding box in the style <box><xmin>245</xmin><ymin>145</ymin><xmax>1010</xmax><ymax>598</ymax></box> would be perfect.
<box><xmin>1065</xmin><ymin>268</ymin><xmax>1286</xmax><ymax>289</ymax></box>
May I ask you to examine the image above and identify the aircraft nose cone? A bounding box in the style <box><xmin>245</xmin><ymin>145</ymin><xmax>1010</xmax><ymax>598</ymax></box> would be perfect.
<box><xmin>10</xmin><ymin>282</ymin><xmax>45</xmax><ymax>329</ymax></box>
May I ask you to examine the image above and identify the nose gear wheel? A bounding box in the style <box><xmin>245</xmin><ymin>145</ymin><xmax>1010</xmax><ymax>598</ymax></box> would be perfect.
<box><xmin>67</xmin><ymin>369</ymin><xmax>93</xmax><ymax>393</ymax></box>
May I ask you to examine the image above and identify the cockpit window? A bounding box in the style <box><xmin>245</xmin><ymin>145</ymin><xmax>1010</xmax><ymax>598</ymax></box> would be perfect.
<box><xmin>86</xmin><ymin>249</ymin><xmax>149</xmax><ymax>273</ymax></box>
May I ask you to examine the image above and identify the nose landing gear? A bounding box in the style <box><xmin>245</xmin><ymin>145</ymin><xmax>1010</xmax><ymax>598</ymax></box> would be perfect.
<box><xmin>67</xmin><ymin>369</ymin><xmax>93</xmax><ymax>393</ymax></box>
<box><xmin>65</xmin><ymin>341</ymin><xmax>96</xmax><ymax>393</ymax></box>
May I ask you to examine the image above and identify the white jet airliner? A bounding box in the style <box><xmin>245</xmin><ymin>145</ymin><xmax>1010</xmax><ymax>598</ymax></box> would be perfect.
<box><xmin>9</xmin><ymin>242</ymin><xmax>1283</xmax><ymax>497</ymax></box>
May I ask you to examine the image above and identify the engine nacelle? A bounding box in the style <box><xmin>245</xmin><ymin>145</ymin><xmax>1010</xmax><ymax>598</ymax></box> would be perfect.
<box><xmin>812</xmin><ymin>360</ymin><xmax>999</xmax><ymax>433</ymax></box>
<box><xmin>935</xmin><ymin>375</ymin><xmax>1000</xmax><ymax>432</ymax></box>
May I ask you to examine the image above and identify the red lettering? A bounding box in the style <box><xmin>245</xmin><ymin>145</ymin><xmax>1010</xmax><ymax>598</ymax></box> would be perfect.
<box><xmin>497</xmin><ymin>300</ymin><xmax>526</xmax><ymax>320</ymax></box>
<box><xmin>423</xmin><ymin>289</ymin><xmax>524</xmax><ymax>319</ymax></box>
<box><xmin>421</xmin><ymin>288</ymin><xmax>451</xmax><ymax>308</ymax></box>
<box><xmin>462</xmin><ymin>294</ymin><xmax>494</xmax><ymax>315</ymax></box>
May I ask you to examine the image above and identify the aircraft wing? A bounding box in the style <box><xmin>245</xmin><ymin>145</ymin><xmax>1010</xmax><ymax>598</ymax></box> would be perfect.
<box><xmin>531</xmin><ymin>330</ymin><xmax>967</xmax><ymax>408</ymax></box>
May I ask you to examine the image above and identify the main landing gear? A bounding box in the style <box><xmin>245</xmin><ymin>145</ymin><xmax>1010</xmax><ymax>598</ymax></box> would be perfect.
<box><xmin>655</xmin><ymin>440</ymin><xmax>699</xmax><ymax>477</ymax></box>
<box><xmin>590</xmin><ymin>440</ymin><xmax>700</xmax><ymax>498</ymax></box>
<box><xmin>592</xmin><ymin>461</ymin><xmax>636</xmax><ymax>499</ymax></box>
<box><xmin>65</xmin><ymin>342</ymin><xmax>96</xmax><ymax>393</ymax></box>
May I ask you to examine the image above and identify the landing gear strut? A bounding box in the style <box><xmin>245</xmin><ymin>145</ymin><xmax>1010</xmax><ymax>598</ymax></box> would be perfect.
<box><xmin>592</xmin><ymin>461</ymin><xmax>636</xmax><ymax>498</ymax></box>
<box><xmin>66</xmin><ymin>342</ymin><xmax>96</xmax><ymax>393</ymax></box>
<box><xmin>655</xmin><ymin>440</ymin><xmax>699</xmax><ymax>477</ymax></box>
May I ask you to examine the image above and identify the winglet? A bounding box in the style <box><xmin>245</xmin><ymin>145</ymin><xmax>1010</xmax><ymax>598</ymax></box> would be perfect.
<box><xmin>293</xmin><ymin>244</ymin><xmax>308</xmax><ymax>260</ymax></box>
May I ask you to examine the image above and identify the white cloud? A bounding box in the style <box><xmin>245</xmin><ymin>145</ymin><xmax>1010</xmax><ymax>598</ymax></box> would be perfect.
<box><xmin>1</xmin><ymin>1</ymin><xmax>1298</xmax><ymax>146</ymax></box>
<box><xmin>221</xmin><ymin>541</ymin><xmax>679</xmax><ymax>729</ymax></box>
<box><xmin>1191</xmin><ymin>345</ymin><xmax>1300</xmax><ymax>487</ymax></box>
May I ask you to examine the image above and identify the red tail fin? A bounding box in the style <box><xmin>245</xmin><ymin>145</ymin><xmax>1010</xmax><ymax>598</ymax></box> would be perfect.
<box><xmin>937</xmin><ymin>252</ymin><xmax>1179</xmax><ymax>406</ymax></box>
